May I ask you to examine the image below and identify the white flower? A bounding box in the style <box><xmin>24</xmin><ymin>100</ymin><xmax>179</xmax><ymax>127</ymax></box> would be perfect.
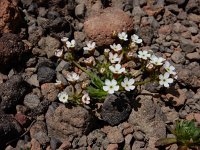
<box><xmin>83</xmin><ymin>41</ymin><xmax>96</xmax><ymax>52</ymax></box>
<box><xmin>110</xmin><ymin>43</ymin><xmax>122</xmax><ymax>52</ymax></box>
<box><xmin>138</xmin><ymin>50</ymin><xmax>151</xmax><ymax>60</ymax></box>
<box><xmin>66</xmin><ymin>39</ymin><xmax>75</xmax><ymax>48</ymax></box>
<box><xmin>103</xmin><ymin>79</ymin><xmax>119</xmax><ymax>94</ymax></box>
<box><xmin>109</xmin><ymin>64</ymin><xmax>126</xmax><ymax>74</ymax></box>
<box><xmin>118</xmin><ymin>32</ymin><xmax>128</xmax><ymax>41</ymax></box>
<box><xmin>54</xmin><ymin>49</ymin><xmax>63</xmax><ymax>57</ymax></box>
<box><xmin>82</xmin><ymin>93</ymin><xmax>90</xmax><ymax>104</ymax></box>
<box><xmin>150</xmin><ymin>55</ymin><xmax>165</xmax><ymax>66</ymax></box>
<box><xmin>58</xmin><ymin>91</ymin><xmax>68</xmax><ymax>103</ymax></box>
<box><xmin>61</xmin><ymin>37</ymin><xmax>68</xmax><ymax>42</ymax></box>
<box><xmin>121</xmin><ymin>77</ymin><xmax>135</xmax><ymax>91</ymax></box>
<box><xmin>109</xmin><ymin>52</ymin><xmax>120</xmax><ymax>63</ymax></box>
<box><xmin>131</xmin><ymin>34</ymin><xmax>142</xmax><ymax>44</ymax></box>
<box><xmin>66</xmin><ymin>72</ymin><xmax>79</xmax><ymax>82</ymax></box>
<box><xmin>159</xmin><ymin>72</ymin><xmax>174</xmax><ymax>87</ymax></box>
<box><xmin>163</xmin><ymin>61</ymin><xmax>176</xmax><ymax>75</ymax></box>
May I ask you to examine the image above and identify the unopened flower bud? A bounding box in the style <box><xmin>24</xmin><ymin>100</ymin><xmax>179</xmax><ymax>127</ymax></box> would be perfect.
<box><xmin>84</xmin><ymin>56</ymin><xmax>96</xmax><ymax>67</ymax></box>
<box><xmin>146</xmin><ymin>63</ymin><xmax>154</xmax><ymax>71</ymax></box>
<box><xmin>104</xmin><ymin>48</ymin><xmax>110</xmax><ymax>57</ymax></box>
<box><xmin>126</xmin><ymin>51</ymin><xmax>134</xmax><ymax>60</ymax></box>
<box><xmin>112</xmin><ymin>31</ymin><xmax>117</xmax><ymax>38</ymax></box>
<box><xmin>100</xmin><ymin>67</ymin><xmax>106</xmax><ymax>74</ymax></box>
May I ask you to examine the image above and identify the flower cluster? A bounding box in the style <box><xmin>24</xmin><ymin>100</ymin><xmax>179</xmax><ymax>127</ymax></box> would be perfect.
<box><xmin>55</xmin><ymin>32</ymin><xmax>177</xmax><ymax>105</ymax></box>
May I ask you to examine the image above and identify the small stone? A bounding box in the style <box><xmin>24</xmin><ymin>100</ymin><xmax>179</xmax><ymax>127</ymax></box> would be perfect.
<box><xmin>186</xmin><ymin>52</ymin><xmax>200</xmax><ymax>60</ymax></box>
<box><xmin>188</xmin><ymin>13</ymin><xmax>200</xmax><ymax>23</ymax></box>
<box><xmin>124</xmin><ymin>134</ymin><xmax>133</xmax><ymax>150</ymax></box>
<box><xmin>37</xmin><ymin>67</ymin><xmax>56</xmax><ymax>84</ymax></box>
<box><xmin>143</xmin><ymin>5</ymin><xmax>164</xmax><ymax>16</ymax></box>
<box><xmin>41</xmin><ymin>83</ymin><xmax>59</xmax><ymax>102</ymax></box>
<box><xmin>75</xmin><ymin>4</ymin><xmax>86</xmax><ymax>19</ymax></box>
<box><xmin>171</xmin><ymin>51</ymin><xmax>185</xmax><ymax>64</ymax></box>
<box><xmin>78</xmin><ymin>135</ymin><xmax>87</xmax><ymax>147</ymax></box>
<box><xmin>15</xmin><ymin>112</ymin><xmax>29</xmax><ymax>126</ymax></box>
<box><xmin>24</xmin><ymin>93</ymin><xmax>40</xmax><ymax>109</ymax></box>
<box><xmin>133</xmin><ymin>131</ymin><xmax>144</xmax><ymax>141</ymax></box>
<box><xmin>58</xmin><ymin>140</ymin><xmax>71</xmax><ymax>150</ymax></box>
<box><xmin>26</xmin><ymin>74</ymin><xmax>39</xmax><ymax>87</ymax></box>
<box><xmin>106</xmin><ymin>144</ymin><xmax>118</xmax><ymax>150</ymax></box>
<box><xmin>56</xmin><ymin>60</ymin><xmax>68</xmax><ymax>72</ymax></box>
<box><xmin>30</xmin><ymin>121</ymin><xmax>50</xmax><ymax>145</ymax></box>
<box><xmin>165</xmin><ymin>0</ymin><xmax>185</xmax><ymax>5</ymax></box>
<box><xmin>31</xmin><ymin>138</ymin><xmax>41</xmax><ymax>150</ymax></box>
<box><xmin>38</xmin><ymin>36</ymin><xmax>61</xmax><ymax>58</ymax></box>
<box><xmin>107</xmin><ymin>127</ymin><xmax>124</xmax><ymax>144</ymax></box>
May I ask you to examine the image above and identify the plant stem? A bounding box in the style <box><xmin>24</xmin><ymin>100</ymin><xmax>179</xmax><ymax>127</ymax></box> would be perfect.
<box><xmin>72</xmin><ymin>61</ymin><xmax>91</xmax><ymax>76</ymax></box>
<box><xmin>135</xmin><ymin>78</ymin><xmax>152</xmax><ymax>86</ymax></box>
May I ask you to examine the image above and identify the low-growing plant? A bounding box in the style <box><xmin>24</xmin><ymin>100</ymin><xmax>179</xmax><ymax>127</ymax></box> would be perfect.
<box><xmin>155</xmin><ymin>120</ymin><xmax>200</xmax><ymax>150</ymax></box>
<box><xmin>54</xmin><ymin>32</ymin><xmax>177</xmax><ymax>105</ymax></box>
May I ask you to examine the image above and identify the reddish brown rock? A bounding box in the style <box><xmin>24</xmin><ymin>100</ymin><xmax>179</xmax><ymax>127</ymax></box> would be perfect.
<box><xmin>143</xmin><ymin>5</ymin><xmax>164</xmax><ymax>17</ymax></box>
<box><xmin>164</xmin><ymin>89</ymin><xmax>187</xmax><ymax>106</ymax></box>
<box><xmin>41</xmin><ymin>83</ymin><xmax>59</xmax><ymax>102</ymax></box>
<box><xmin>31</xmin><ymin>139</ymin><xmax>41</xmax><ymax>150</ymax></box>
<box><xmin>0</xmin><ymin>0</ymin><xmax>22</xmax><ymax>33</ymax></box>
<box><xmin>84</xmin><ymin>8</ymin><xmax>134</xmax><ymax>46</ymax></box>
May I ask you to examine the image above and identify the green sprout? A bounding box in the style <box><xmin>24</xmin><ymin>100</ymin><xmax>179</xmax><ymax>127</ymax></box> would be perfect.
<box><xmin>155</xmin><ymin>120</ymin><xmax>200</xmax><ymax>150</ymax></box>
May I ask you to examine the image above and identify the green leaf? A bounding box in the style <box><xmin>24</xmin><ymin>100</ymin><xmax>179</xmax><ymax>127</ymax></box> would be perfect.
<box><xmin>87</xmin><ymin>86</ymin><xmax>108</xmax><ymax>100</ymax></box>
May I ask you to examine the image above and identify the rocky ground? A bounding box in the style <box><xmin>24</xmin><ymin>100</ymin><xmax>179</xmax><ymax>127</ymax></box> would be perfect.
<box><xmin>0</xmin><ymin>0</ymin><xmax>200</xmax><ymax>150</ymax></box>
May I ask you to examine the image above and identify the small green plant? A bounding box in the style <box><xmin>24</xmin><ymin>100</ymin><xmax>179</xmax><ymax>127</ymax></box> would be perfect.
<box><xmin>155</xmin><ymin>120</ymin><xmax>200</xmax><ymax>150</ymax></box>
<box><xmin>54</xmin><ymin>32</ymin><xmax>177</xmax><ymax>105</ymax></box>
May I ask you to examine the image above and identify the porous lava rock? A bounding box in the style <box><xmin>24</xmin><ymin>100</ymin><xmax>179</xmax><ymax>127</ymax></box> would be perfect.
<box><xmin>0</xmin><ymin>0</ymin><xmax>23</xmax><ymax>33</ymax></box>
<box><xmin>0</xmin><ymin>33</ymin><xmax>28</xmax><ymax>68</ymax></box>
<box><xmin>0</xmin><ymin>114</ymin><xmax>23</xmax><ymax>149</ymax></box>
<box><xmin>0</xmin><ymin>75</ymin><xmax>29</xmax><ymax>112</ymax></box>
<box><xmin>45</xmin><ymin>104</ymin><xmax>94</xmax><ymax>141</ymax></box>
<box><xmin>100</xmin><ymin>93</ymin><xmax>132</xmax><ymax>126</ymax></box>
<box><xmin>84</xmin><ymin>7</ymin><xmax>134</xmax><ymax>46</ymax></box>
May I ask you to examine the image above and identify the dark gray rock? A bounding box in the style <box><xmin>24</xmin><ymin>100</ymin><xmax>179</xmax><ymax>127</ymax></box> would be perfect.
<box><xmin>50</xmin><ymin>137</ymin><xmax>62</xmax><ymax>150</ymax></box>
<box><xmin>0</xmin><ymin>114</ymin><xmax>23</xmax><ymax>149</ymax></box>
<box><xmin>0</xmin><ymin>75</ymin><xmax>29</xmax><ymax>112</ymax></box>
<box><xmin>37</xmin><ymin>67</ymin><xmax>56</xmax><ymax>84</ymax></box>
<box><xmin>0</xmin><ymin>33</ymin><xmax>27</xmax><ymax>68</ymax></box>
<box><xmin>87</xmin><ymin>129</ymin><xmax>107</xmax><ymax>148</ymax></box>
<box><xmin>139</xmin><ymin>26</ymin><xmax>154</xmax><ymax>45</ymax></box>
<box><xmin>100</xmin><ymin>93</ymin><xmax>132</xmax><ymax>126</ymax></box>
<box><xmin>28</xmin><ymin>99</ymin><xmax>50</xmax><ymax>116</ymax></box>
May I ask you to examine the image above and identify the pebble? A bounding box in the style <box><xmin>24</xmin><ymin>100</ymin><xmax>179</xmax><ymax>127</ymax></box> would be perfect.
<box><xmin>186</xmin><ymin>52</ymin><xmax>200</xmax><ymax>60</ymax></box>
<box><xmin>171</xmin><ymin>51</ymin><xmax>185</xmax><ymax>64</ymax></box>
<box><xmin>107</xmin><ymin>127</ymin><xmax>124</xmax><ymax>144</ymax></box>
<box><xmin>133</xmin><ymin>131</ymin><xmax>145</xmax><ymax>141</ymax></box>
<box><xmin>24</xmin><ymin>93</ymin><xmax>40</xmax><ymax>109</ymax></box>
<box><xmin>75</xmin><ymin>4</ymin><xmax>86</xmax><ymax>19</ymax></box>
